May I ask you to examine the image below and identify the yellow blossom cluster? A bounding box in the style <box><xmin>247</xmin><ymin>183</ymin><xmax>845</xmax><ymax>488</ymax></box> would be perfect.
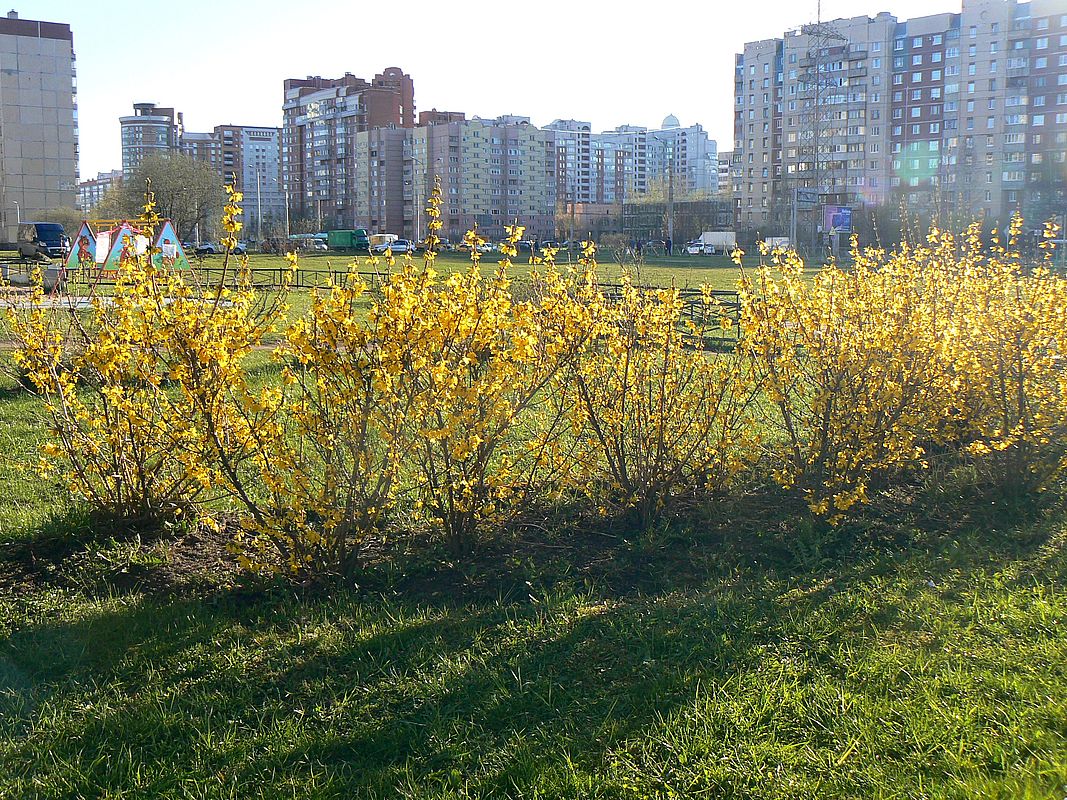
<box><xmin>12</xmin><ymin>178</ymin><xmax>1067</xmax><ymax>575</ymax></box>
<box><xmin>739</xmin><ymin>216</ymin><xmax>1067</xmax><ymax>517</ymax></box>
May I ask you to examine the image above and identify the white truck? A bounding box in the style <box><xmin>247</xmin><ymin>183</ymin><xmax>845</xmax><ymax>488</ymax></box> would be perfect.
<box><xmin>686</xmin><ymin>231</ymin><xmax>736</xmax><ymax>255</ymax></box>
<box><xmin>763</xmin><ymin>236</ymin><xmax>793</xmax><ymax>251</ymax></box>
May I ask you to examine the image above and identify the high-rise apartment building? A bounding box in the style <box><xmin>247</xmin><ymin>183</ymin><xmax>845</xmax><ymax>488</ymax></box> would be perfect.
<box><xmin>646</xmin><ymin>116</ymin><xmax>719</xmax><ymax>197</ymax></box>
<box><xmin>717</xmin><ymin>150</ymin><xmax>733</xmax><ymax>195</ymax></box>
<box><xmin>352</xmin><ymin>115</ymin><xmax>555</xmax><ymax>241</ymax></box>
<box><xmin>735</xmin><ymin>0</ymin><xmax>1067</xmax><ymax>238</ymax></box>
<box><xmin>0</xmin><ymin>10</ymin><xmax>77</xmax><ymax>241</ymax></box>
<box><xmin>120</xmin><ymin>102</ymin><xmax>183</xmax><ymax>177</ymax></box>
<box><xmin>281</xmin><ymin>68</ymin><xmax>415</xmax><ymax>228</ymax></box>
<box><xmin>227</xmin><ymin>126</ymin><xmax>284</xmax><ymax>237</ymax></box>
<box><xmin>178</xmin><ymin>129</ymin><xmax>219</xmax><ymax>170</ymax></box>
<box><xmin>547</xmin><ymin>117</ymin><xmax>717</xmax><ymax>210</ymax></box>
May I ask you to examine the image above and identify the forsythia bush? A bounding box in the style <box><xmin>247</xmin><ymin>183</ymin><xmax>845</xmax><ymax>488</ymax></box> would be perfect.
<box><xmin>740</xmin><ymin>218</ymin><xmax>1067</xmax><ymax>516</ymax></box>
<box><xmin>739</xmin><ymin>241</ymin><xmax>951</xmax><ymax>516</ymax></box>
<box><xmin>565</xmin><ymin>245</ymin><xmax>758</xmax><ymax>524</ymax></box>
<box><xmin>7</xmin><ymin>187</ymin><xmax>284</xmax><ymax>525</ymax></box>
<box><xmin>934</xmin><ymin>219</ymin><xmax>1067</xmax><ymax>493</ymax></box>
<box><xmin>12</xmin><ymin>176</ymin><xmax>1067</xmax><ymax>577</ymax></box>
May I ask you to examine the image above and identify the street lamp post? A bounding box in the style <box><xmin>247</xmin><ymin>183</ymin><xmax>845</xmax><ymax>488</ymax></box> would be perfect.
<box><xmin>406</xmin><ymin>152</ymin><xmax>438</xmax><ymax>244</ymax></box>
<box><xmin>256</xmin><ymin>171</ymin><xmax>262</xmax><ymax>243</ymax></box>
<box><xmin>13</xmin><ymin>200</ymin><xmax>19</xmax><ymax>224</ymax></box>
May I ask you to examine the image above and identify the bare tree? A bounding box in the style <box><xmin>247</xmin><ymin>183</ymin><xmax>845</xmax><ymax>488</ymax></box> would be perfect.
<box><xmin>88</xmin><ymin>155</ymin><xmax>226</xmax><ymax>241</ymax></box>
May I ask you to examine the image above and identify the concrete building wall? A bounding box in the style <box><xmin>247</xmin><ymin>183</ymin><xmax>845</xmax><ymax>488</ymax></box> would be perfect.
<box><xmin>0</xmin><ymin>11</ymin><xmax>77</xmax><ymax>240</ymax></box>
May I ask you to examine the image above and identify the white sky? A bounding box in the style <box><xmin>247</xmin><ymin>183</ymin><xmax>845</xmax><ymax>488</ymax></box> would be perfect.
<box><xmin>29</xmin><ymin>0</ymin><xmax>958</xmax><ymax>178</ymax></box>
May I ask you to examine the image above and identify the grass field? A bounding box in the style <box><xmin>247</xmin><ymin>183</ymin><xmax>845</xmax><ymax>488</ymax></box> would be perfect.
<box><xmin>0</xmin><ymin>352</ymin><xmax>1065</xmax><ymax>798</ymax></box>
<box><xmin>196</xmin><ymin>248</ymin><xmax>750</xmax><ymax>293</ymax></box>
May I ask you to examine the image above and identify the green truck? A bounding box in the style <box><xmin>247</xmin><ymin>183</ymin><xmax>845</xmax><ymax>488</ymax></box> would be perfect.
<box><xmin>327</xmin><ymin>229</ymin><xmax>371</xmax><ymax>253</ymax></box>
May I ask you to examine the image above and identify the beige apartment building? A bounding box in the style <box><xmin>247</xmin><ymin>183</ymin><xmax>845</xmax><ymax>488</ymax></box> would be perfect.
<box><xmin>351</xmin><ymin>115</ymin><xmax>555</xmax><ymax>241</ymax></box>
<box><xmin>0</xmin><ymin>10</ymin><xmax>77</xmax><ymax>242</ymax></box>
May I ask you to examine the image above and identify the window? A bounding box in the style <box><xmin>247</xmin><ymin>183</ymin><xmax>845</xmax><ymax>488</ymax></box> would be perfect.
<box><xmin>894</xmin><ymin>38</ymin><xmax>904</xmax><ymax>51</ymax></box>
<box><xmin>1036</xmin><ymin>37</ymin><xmax>1049</xmax><ymax>49</ymax></box>
<box><xmin>913</xmin><ymin>54</ymin><xmax>923</xmax><ymax>65</ymax></box>
<box><xmin>932</xmin><ymin>51</ymin><xmax>942</xmax><ymax>63</ymax></box>
<box><xmin>933</xmin><ymin>34</ymin><xmax>942</xmax><ymax>45</ymax></box>
<box><xmin>1033</xmin><ymin>114</ymin><xmax>1046</xmax><ymax>126</ymax></box>
<box><xmin>912</xmin><ymin>71</ymin><xmax>923</xmax><ymax>82</ymax></box>
<box><xmin>913</xmin><ymin>36</ymin><xmax>923</xmax><ymax>47</ymax></box>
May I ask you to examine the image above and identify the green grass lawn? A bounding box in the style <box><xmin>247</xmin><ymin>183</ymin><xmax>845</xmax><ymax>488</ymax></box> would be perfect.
<box><xmin>186</xmin><ymin>249</ymin><xmax>750</xmax><ymax>293</ymax></box>
<box><xmin>0</xmin><ymin>359</ymin><xmax>1065</xmax><ymax>798</ymax></box>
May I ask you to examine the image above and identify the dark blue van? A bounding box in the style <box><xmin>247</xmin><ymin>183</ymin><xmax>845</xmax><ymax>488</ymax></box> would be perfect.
<box><xmin>17</xmin><ymin>222</ymin><xmax>69</xmax><ymax>260</ymax></box>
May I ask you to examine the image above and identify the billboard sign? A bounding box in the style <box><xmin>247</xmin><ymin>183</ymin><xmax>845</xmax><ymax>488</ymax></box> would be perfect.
<box><xmin>824</xmin><ymin>205</ymin><xmax>853</xmax><ymax>233</ymax></box>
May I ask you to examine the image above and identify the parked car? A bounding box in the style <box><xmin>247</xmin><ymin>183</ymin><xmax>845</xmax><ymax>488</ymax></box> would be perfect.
<box><xmin>194</xmin><ymin>242</ymin><xmax>246</xmax><ymax>256</ymax></box>
<box><xmin>458</xmin><ymin>241</ymin><xmax>494</xmax><ymax>254</ymax></box>
<box><xmin>373</xmin><ymin>239</ymin><xmax>415</xmax><ymax>254</ymax></box>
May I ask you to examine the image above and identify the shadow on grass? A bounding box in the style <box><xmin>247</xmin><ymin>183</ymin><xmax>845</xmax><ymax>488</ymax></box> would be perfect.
<box><xmin>0</xmin><ymin>491</ymin><xmax>1063</xmax><ymax>797</ymax></box>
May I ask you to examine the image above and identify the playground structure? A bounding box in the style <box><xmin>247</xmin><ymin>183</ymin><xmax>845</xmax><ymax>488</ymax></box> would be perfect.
<box><xmin>3</xmin><ymin>219</ymin><xmax>192</xmax><ymax>295</ymax></box>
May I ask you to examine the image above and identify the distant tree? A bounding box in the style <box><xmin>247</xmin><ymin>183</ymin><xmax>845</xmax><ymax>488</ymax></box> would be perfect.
<box><xmin>90</xmin><ymin>155</ymin><xmax>223</xmax><ymax>240</ymax></box>
<box><xmin>130</xmin><ymin>154</ymin><xmax>226</xmax><ymax>241</ymax></box>
<box><xmin>90</xmin><ymin>185</ymin><xmax>135</xmax><ymax>221</ymax></box>
<box><xmin>38</xmin><ymin>206</ymin><xmax>85</xmax><ymax>233</ymax></box>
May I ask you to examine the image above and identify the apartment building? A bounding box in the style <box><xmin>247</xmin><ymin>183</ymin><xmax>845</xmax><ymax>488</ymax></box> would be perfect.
<box><xmin>646</xmin><ymin>115</ymin><xmax>719</xmax><ymax>197</ymax></box>
<box><xmin>178</xmin><ymin>130</ymin><xmax>219</xmax><ymax>170</ymax></box>
<box><xmin>544</xmin><ymin>119</ymin><xmax>593</xmax><ymax>207</ymax></box>
<box><xmin>231</xmin><ymin>127</ymin><xmax>284</xmax><ymax>236</ymax></box>
<box><xmin>281</xmin><ymin>68</ymin><xmax>415</xmax><ymax>228</ymax></box>
<box><xmin>735</xmin><ymin>0</ymin><xmax>1067</xmax><ymax>237</ymax></box>
<box><xmin>547</xmin><ymin>117</ymin><xmax>717</xmax><ymax>209</ymax></box>
<box><xmin>353</xmin><ymin>115</ymin><xmax>554</xmax><ymax>241</ymax></box>
<box><xmin>0</xmin><ymin>10</ymin><xmax>77</xmax><ymax>240</ymax></box>
<box><xmin>717</xmin><ymin>150</ymin><xmax>733</xmax><ymax>196</ymax></box>
<box><xmin>77</xmin><ymin>169</ymin><xmax>122</xmax><ymax>212</ymax></box>
<box><xmin>120</xmin><ymin>102</ymin><xmax>183</xmax><ymax>177</ymax></box>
